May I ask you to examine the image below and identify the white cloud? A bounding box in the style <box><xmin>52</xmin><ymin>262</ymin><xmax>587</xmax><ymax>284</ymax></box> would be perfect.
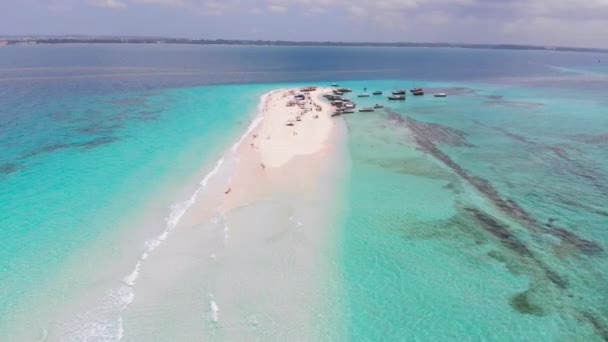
<box><xmin>68</xmin><ymin>0</ymin><xmax>607</xmax><ymax>47</ymax></box>
<box><xmin>93</xmin><ymin>0</ymin><xmax>127</xmax><ymax>9</ymax></box>
<box><xmin>45</xmin><ymin>0</ymin><xmax>78</xmax><ymax>12</ymax></box>
<box><xmin>267</xmin><ymin>4</ymin><xmax>289</xmax><ymax>13</ymax></box>
<box><xmin>132</xmin><ymin>0</ymin><xmax>185</xmax><ymax>5</ymax></box>
<box><xmin>305</xmin><ymin>7</ymin><xmax>327</xmax><ymax>15</ymax></box>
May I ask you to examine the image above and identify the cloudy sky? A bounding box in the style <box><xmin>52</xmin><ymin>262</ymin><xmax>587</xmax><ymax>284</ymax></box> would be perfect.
<box><xmin>2</xmin><ymin>0</ymin><xmax>607</xmax><ymax>48</ymax></box>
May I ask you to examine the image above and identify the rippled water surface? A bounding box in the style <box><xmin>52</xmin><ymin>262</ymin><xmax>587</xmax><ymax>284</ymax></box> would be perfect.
<box><xmin>0</xmin><ymin>45</ymin><xmax>606</xmax><ymax>340</ymax></box>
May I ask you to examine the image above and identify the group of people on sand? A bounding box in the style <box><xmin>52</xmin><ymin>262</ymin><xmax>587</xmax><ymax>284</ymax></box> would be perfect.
<box><xmin>226</xmin><ymin>89</ymin><xmax>327</xmax><ymax>196</ymax></box>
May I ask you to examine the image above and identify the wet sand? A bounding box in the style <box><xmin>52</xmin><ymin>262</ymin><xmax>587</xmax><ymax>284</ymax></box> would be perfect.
<box><xmin>121</xmin><ymin>87</ymin><xmax>347</xmax><ymax>340</ymax></box>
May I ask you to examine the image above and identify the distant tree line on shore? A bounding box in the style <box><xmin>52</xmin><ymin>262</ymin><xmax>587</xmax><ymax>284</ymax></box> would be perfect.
<box><xmin>2</xmin><ymin>37</ymin><xmax>606</xmax><ymax>54</ymax></box>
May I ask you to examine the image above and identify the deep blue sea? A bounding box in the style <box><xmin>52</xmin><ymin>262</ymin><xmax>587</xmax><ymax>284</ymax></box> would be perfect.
<box><xmin>1</xmin><ymin>44</ymin><xmax>607</xmax><ymax>341</ymax></box>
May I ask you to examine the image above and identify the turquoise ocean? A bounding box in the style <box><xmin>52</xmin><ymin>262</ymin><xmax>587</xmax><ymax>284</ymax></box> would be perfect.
<box><xmin>0</xmin><ymin>45</ymin><xmax>607</xmax><ymax>340</ymax></box>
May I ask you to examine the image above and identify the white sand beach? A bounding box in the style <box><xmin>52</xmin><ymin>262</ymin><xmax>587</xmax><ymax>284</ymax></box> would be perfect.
<box><xmin>120</xmin><ymin>87</ymin><xmax>347</xmax><ymax>340</ymax></box>
<box><xmin>221</xmin><ymin>87</ymin><xmax>337</xmax><ymax>210</ymax></box>
<box><xmin>254</xmin><ymin>87</ymin><xmax>335</xmax><ymax>168</ymax></box>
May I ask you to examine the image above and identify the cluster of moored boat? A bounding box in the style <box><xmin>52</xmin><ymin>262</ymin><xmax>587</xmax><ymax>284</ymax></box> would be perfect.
<box><xmin>328</xmin><ymin>84</ymin><xmax>447</xmax><ymax>116</ymax></box>
<box><xmin>387</xmin><ymin>87</ymin><xmax>447</xmax><ymax>99</ymax></box>
<box><xmin>325</xmin><ymin>91</ymin><xmax>357</xmax><ymax>117</ymax></box>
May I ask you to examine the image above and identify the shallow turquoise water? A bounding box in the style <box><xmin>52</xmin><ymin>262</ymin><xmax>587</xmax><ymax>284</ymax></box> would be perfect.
<box><xmin>338</xmin><ymin>80</ymin><xmax>607</xmax><ymax>341</ymax></box>
<box><xmin>1</xmin><ymin>45</ymin><xmax>607</xmax><ymax>340</ymax></box>
<box><xmin>0</xmin><ymin>82</ymin><xmax>274</xmax><ymax>337</ymax></box>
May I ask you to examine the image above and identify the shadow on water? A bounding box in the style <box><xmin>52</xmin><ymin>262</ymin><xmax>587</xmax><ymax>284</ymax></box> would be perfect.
<box><xmin>389</xmin><ymin>111</ymin><xmax>603</xmax><ymax>255</ymax></box>
<box><xmin>2</xmin><ymin>137</ymin><xmax>120</xmax><ymax>179</ymax></box>
<box><xmin>482</xmin><ymin>95</ymin><xmax>544</xmax><ymax>109</ymax></box>
<box><xmin>382</xmin><ymin>110</ymin><xmax>607</xmax><ymax>339</ymax></box>
<box><xmin>572</xmin><ymin>133</ymin><xmax>608</xmax><ymax>144</ymax></box>
<box><xmin>23</xmin><ymin>136</ymin><xmax>119</xmax><ymax>158</ymax></box>
<box><xmin>581</xmin><ymin>312</ymin><xmax>608</xmax><ymax>341</ymax></box>
<box><xmin>0</xmin><ymin>163</ymin><xmax>22</xmax><ymax>175</ymax></box>
<box><xmin>476</xmin><ymin>122</ymin><xmax>608</xmax><ymax>196</ymax></box>
<box><xmin>402</xmin><ymin>203</ymin><xmax>560</xmax><ymax>315</ymax></box>
<box><xmin>424</xmin><ymin>87</ymin><xmax>478</xmax><ymax>96</ymax></box>
<box><xmin>511</xmin><ymin>290</ymin><xmax>545</xmax><ymax>316</ymax></box>
<box><xmin>464</xmin><ymin>207</ymin><xmax>568</xmax><ymax>290</ymax></box>
<box><xmin>366</xmin><ymin>157</ymin><xmax>459</xmax><ymax>182</ymax></box>
<box><xmin>76</xmin><ymin>123</ymin><xmax>124</xmax><ymax>135</ymax></box>
<box><xmin>1</xmin><ymin>94</ymin><xmax>167</xmax><ymax>180</ymax></box>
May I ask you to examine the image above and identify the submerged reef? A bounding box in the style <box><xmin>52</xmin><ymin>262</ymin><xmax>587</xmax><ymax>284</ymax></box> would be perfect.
<box><xmin>389</xmin><ymin>112</ymin><xmax>603</xmax><ymax>255</ymax></box>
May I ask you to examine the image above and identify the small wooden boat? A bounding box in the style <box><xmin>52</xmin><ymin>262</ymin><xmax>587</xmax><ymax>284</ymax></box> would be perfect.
<box><xmin>325</xmin><ymin>95</ymin><xmax>342</xmax><ymax>101</ymax></box>
<box><xmin>410</xmin><ymin>88</ymin><xmax>423</xmax><ymax>93</ymax></box>
<box><xmin>434</xmin><ymin>93</ymin><xmax>447</xmax><ymax>97</ymax></box>
<box><xmin>337</xmin><ymin>88</ymin><xmax>352</xmax><ymax>93</ymax></box>
<box><xmin>357</xmin><ymin>93</ymin><xmax>370</xmax><ymax>97</ymax></box>
<box><xmin>359</xmin><ymin>107</ymin><xmax>375</xmax><ymax>112</ymax></box>
<box><xmin>331</xmin><ymin>83</ymin><xmax>339</xmax><ymax>87</ymax></box>
<box><xmin>412</xmin><ymin>90</ymin><xmax>424</xmax><ymax>96</ymax></box>
<box><xmin>372</xmin><ymin>91</ymin><xmax>383</xmax><ymax>95</ymax></box>
<box><xmin>388</xmin><ymin>95</ymin><xmax>406</xmax><ymax>101</ymax></box>
<box><xmin>374</xmin><ymin>104</ymin><xmax>384</xmax><ymax>109</ymax></box>
<box><xmin>392</xmin><ymin>90</ymin><xmax>406</xmax><ymax>95</ymax></box>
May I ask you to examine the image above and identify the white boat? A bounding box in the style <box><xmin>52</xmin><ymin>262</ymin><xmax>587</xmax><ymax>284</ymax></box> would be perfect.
<box><xmin>434</xmin><ymin>93</ymin><xmax>448</xmax><ymax>97</ymax></box>
<box><xmin>374</xmin><ymin>104</ymin><xmax>384</xmax><ymax>109</ymax></box>
<box><xmin>359</xmin><ymin>107</ymin><xmax>375</xmax><ymax>112</ymax></box>
<box><xmin>357</xmin><ymin>93</ymin><xmax>370</xmax><ymax>97</ymax></box>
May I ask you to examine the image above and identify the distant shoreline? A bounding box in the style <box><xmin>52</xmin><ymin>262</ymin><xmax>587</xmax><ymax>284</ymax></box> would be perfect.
<box><xmin>1</xmin><ymin>37</ymin><xmax>607</xmax><ymax>54</ymax></box>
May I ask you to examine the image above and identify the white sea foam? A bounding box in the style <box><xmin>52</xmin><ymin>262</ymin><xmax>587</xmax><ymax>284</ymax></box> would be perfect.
<box><xmin>122</xmin><ymin>261</ymin><xmax>141</xmax><ymax>287</ymax></box>
<box><xmin>289</xmin><ymin>214</ymin><xmax>304</xmax><ymax>227</ymax></box>
<box><xmin>110</xmin><ymin>91</ymin><xmax>272</xmax><ymax>341</ymax></box>
<box><xmin>116</xmin><ymin>317</ymin><xmax>124</xmax><ymax>342</ymax></box>
<box><xmin>232</xmin><ymin>116</ymin><xmax>264</xmax><ymax>153</ymax></box>
<box><xmin>113</xmin><ymin>155</ymin><xmax>227</xmax><ymax>341</ymax></box>
<box><xmin>209</xmin><ymin>294</ymin><xmax>219</xmax><ymax>323</ymax></box>
<box><xmin>223</xmin><ymin>222</ymin><xmax>230</xmax><ymax>240</ymax></box>
<box><xmin>231</xmin><ymin>89</ymin><xmax>283</xmax><ymax>153</ymax></box>
<box><xmin>36</xmin><ymin>328</ymin><xmax>48</xmax><ymax>342</ymax></box>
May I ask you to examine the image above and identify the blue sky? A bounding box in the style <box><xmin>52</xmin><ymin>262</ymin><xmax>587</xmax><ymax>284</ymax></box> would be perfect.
<box><xmin>2</xmin><ymin>0</ymin><xmax>607</xmax><ymax>48</ymax></box>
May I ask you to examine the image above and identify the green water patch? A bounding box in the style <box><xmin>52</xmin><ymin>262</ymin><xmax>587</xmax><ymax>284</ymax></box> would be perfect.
<box><xmin>0</xmin><ymin>82</ymin><xmax>273</xmax><ymax>337</ymax></box>
<box><xmin>402</xmin><ymin>115</ymin><xmax>602</xmax><ymax>255</ymax></box>
<box><xmin>336</xmin><ymin>79</ymin><xmax>608</xmax><ymax>340</ymax></box>
<box><xmin>366</xmin><ymin>156</ymin><xmax>458</xmax><ymax>182</ymax></box>
<box><xmin>511</xmin><ymin>290</ymin><xmax>545</xmax><ymax>316</ymax></box>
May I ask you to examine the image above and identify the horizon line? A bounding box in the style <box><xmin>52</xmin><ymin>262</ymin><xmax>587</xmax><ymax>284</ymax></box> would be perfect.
<box><xmin>1</xmin><ymin>35</ymin><xmax>607</xmax><ymax>53</ymax></box>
